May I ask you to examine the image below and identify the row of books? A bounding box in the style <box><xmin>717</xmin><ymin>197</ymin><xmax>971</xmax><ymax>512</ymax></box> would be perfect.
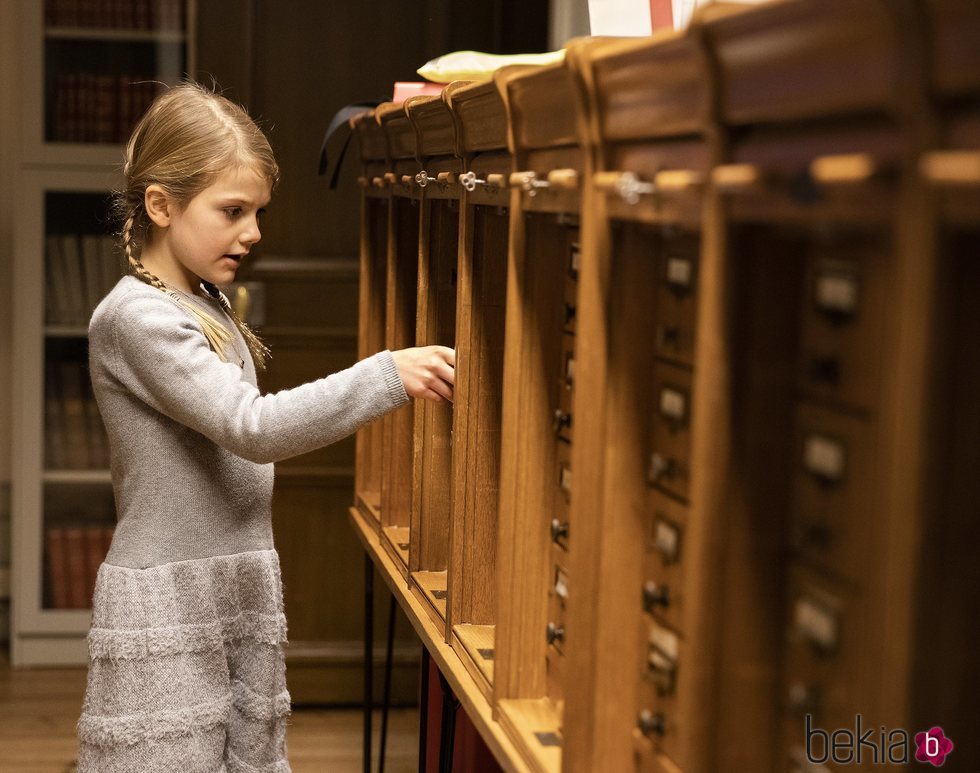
<box><xmin>46</xmin><ymin>233</ymin><xmax>122</xmax><ymax>326</ymax></box>
<box><xmin>45</xmin><ymin>525</ymin><xmax>114</xmax><ymax>610</ymax></box>
<box><xmin>45</xmin><ymin>359</ymin><xmax>110</xmax><ymax>471</ymax></box>
<box><xmin>45</xmin><ymin>0</ymin><xmax>186</xmax><ymax>31</ymax></box>
<box><xmin>51</xmin><ymin>74</ymin><xmax>161</xmax><ymax>145</ymax></box>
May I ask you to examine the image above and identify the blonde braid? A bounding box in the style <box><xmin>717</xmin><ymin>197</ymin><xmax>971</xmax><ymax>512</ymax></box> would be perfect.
<box><xmin>210</xmin><ymin>286</ymin><xmax>271</xmax><ymax>371</ymax></box>
<box><xmin>122</xmin><ymin>208</ymin><xmax>237</xmax><ymax>365</ymax></box>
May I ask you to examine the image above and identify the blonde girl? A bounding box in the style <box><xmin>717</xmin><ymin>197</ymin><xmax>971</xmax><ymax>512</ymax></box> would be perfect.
<box><xmin>76</xmin><ymin>82</ymin><xmax>454</xmax><ymax>772</ymax></box>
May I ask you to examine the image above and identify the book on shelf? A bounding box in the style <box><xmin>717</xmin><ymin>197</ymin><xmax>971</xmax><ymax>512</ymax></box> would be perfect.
<box><xmin>45</xmin><ymin>525</ymin><xmax>115</xmax><ymax>610</ymax></box>
<box><xmin>46</xmin><ymin>0</ymin><xmax>186</xmax><ymax>31</ymax></box>
<box><xmin>52</xmin><ymin>73</ymin><xmax>161</xmax><ymax>145</ymax></box>
<box><xmin>46</xmin><ymin>358</ymin><xmax>110</xmax><ymax>470</ymax></box>
<box><xmin>46</xmin><ymin>234</ymin><xmax>122</xmax><ymax>326</ymax></box>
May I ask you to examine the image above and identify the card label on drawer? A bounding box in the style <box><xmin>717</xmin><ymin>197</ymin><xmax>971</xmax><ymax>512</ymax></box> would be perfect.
<box><xmin>654</xmin><ymin>518</ymin><xmax>681</xmax><ymax>564</ymax></box>
<box><xmin>659</xmin><ymin>387</ymin><xmax>687</xmax><ymax>422</ymax></box>
<box><xmin>569</xmin><ymin>242</ymin><xmax>581</xmax><ymax>276</ymax></box>
<box><xmin>814</xmin><ymin>267</ymin><xmax>859</xmax><ymax>316</ymax></box>
<box><xmin>794</xmin><ymin>595</ymin><xmax>839</xmax><ymax>651</ymax></box>
<box><xmin>565</xmin><ymin>354</ymin><xmax>575</xmax><ymax>386</ymax></box>
<box><xmin>665</xmin><ymin>255</ymin><xmax>694</xmax><ymax>290</ymax></box>
<box><xmin>803</xmin><ymin>434</ymin><xmax>846</xmax><ymax>482</ymax></box>
<box><xmin>554</xmin><ymin>566</ymin><xmax>569</xmax><ymax>602</ymax></box>
<box><xmin>648</xmin><ymin>622</ymin><xmax>679</xmax><ymax>661</ymax></box>
<box><xmin>559</xmin><ymin>464</ymin><xmax>572</xmax><ymax>493</ymax></box>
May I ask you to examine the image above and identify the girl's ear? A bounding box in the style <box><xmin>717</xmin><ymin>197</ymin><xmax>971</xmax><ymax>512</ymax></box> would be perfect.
<box><xmin>145</xmin><ymin>185</ymin><xmax>172</xmax><ymax>228</ymax></box>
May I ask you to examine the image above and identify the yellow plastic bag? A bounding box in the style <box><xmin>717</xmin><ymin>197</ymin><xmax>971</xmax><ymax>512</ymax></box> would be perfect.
<box><xmin>417</xmin><ymin>50</ymin><xmax>566</xmax><ymax>83</ymax></box>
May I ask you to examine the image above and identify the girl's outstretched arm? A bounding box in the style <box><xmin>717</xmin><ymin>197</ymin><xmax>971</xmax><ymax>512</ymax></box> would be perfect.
<box><xmin>91</xmin><ymin>284</ymin><xmax>416</xmax><ymax>464</ymax></box>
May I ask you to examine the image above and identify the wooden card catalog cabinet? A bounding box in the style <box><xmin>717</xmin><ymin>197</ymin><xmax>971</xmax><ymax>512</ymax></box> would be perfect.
<box><xmin>915</xmin><ymin>0</ymin><xmax>980</xmax><ymax>757</ymax></box>
<box><xmin>442</xmin><ymin>80</ymin><xmax>512</xmax><ymax>701</ymax></box>
<box><xmin>493</xmin><ymin>57</ymin><xmax>591</xmax><ymax>773</ymax></box>
<box><xmin>564</xmin><ymin>27</ymin><xmax>718</xmax><ymax>773</ymax></box>
<box><xmin>353</xmin><ymin>110</ymin><xmax>390</xmax><ymax>529</ymax></box>
<box><xmin>702</xmin><ymin>1</ymin><xmax>929</xmax><ymax>769</ymax></box>
<box><xmin>403</xmin><ymin>92</ymin><xmax>462</xmax><ymax>632</ymax></box>
<box><xmin>377</xmin><ymin>102</ymin><xmax>422</xmax><ymax>576</ymax></box>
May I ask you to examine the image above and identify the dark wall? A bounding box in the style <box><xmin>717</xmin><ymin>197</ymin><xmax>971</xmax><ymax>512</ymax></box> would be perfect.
<box><xmin>196</xmin><ymin>0</ymin><xmax>548</xmax><ymax>259</ymax></box>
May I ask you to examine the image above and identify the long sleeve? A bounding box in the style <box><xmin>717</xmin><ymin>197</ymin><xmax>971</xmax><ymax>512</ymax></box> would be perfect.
<box><xmin>92</xmin><ymin>284</ymin><xmax>408</xmax><ymax>465</ymax></box>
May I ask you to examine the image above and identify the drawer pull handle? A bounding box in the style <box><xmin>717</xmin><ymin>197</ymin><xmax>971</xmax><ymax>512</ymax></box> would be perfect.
<box><xmin>547</xmin><ymin>168</ymin><xmax>580</xmax><ymax>190</ymax></box>
<box><xmin>643</xmin><ymin>581</ymin><xmax>671</xmax><ymax>611</ymax></box>
<box><xmin>436</xmin><ymin>171</ymin><xmax>456</xmax><ymax>184</ymax></box>
<box><xmin>553</xmin><ymin>409</ymin><xmax>572</xmax><ymax>435</ymax></box>
<box><xmin>546</xmin><ymin>622</ymin><xmax>565</xmax><ymax>646</ymax></box>
<box><xmin>550</xmin><ymin>518</ymin><xmax>570</xmax><ymax>545</ymax></box>
<box><xmin>383</xmin><ymin>172</ymin><xmax>398</xmax><ymax>184</ymax></box>
<box><xmin>638</xmin><ymin>710</ymin><xmax>667</xmax><ymax>738</ymax></box>
<box><xmin>921</xmin><ymin>150</ymin><xmax>980</xmax><ymax>186</ymax></box>
<box><xmin>809</xmin><ymin>153</ymin><xmax>879</xmax><ymax>186</ymax></box>
<box><xmin>712</xmin><ymin>163</ymin><xmax>764</xmax><ymax>193</ymax></box>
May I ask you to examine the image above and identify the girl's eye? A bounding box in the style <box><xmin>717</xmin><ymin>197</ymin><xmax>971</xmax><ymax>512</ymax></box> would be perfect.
<box><xmin>224</xmin><ymin>207</ymin><xmax>243</xmax><ymax>219</ymax></box>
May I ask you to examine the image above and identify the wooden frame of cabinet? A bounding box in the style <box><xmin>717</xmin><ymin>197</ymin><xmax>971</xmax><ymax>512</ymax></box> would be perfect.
<box><xmin>376</xmin><ymin>101</ymin><xmax>422</xmax><ymax>578</ymax></box>
<box><xmin>404</xmin><ymin>91</ymin><xmax>465</xmax><ymax>634</ymax></box>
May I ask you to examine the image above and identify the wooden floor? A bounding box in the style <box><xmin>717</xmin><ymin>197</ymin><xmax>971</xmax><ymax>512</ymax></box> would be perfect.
<box><xmin>0</xmin><ymin>654</ymin><xmax>420</xmax><ymax>772</ymax></box>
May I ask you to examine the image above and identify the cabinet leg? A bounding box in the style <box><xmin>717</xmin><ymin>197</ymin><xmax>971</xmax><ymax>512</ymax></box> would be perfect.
<box><xmin>437</xmin><ymin>671</ymin><xmax>461</xmax><ymax>773</ymax></box>
<box><xmin>363</xmin><ymin>553</ymin><xmax>374</xmax><ymax>773</ymax></box>
<box><xmin>379</xmin><ymin>592</ymin><xmax>396</xmax><ymax>772</ymax></box>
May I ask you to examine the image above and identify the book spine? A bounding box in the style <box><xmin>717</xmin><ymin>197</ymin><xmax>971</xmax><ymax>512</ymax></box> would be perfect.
<box><xmin>64</xmin><ymin>527</ymin><xmax>88</xmax><ymax>609</ymax></box>
<box><xmin>45</xmin><ymin>527</ymin><xmax>71</xmax><ymax>609</ymax></box>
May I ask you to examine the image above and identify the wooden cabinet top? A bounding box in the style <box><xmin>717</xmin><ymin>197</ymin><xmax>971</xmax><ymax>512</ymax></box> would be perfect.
<box><xmin>925</xmin><ymin>0</ymin><xmax>980</xmax><ymax>100</ymax></box>
<box><xmin>583</xmin><ymin>30</ymin><xmax>713</xmax><ymax>142</ymax></box>
<box><xmin>377</xmin><ymin>101</ymin><xmax>418</xmax><ymax>161</ymax></box>
<box><xmin>495</xmin><ymin>61</ymin><xmax>581</xmax><ymax>153</ymax></box>
<box><xmin>702</xmin><ymin>0</ymin><xmax>917</xmax><ymax>125</ymax></box>
<box><xmin>407</xmin><ymin>92</ymin><xmax>459</xmax><ymax>160</ymax></box>
<box><xmin>352</xmin><ymin>109</ymin><xmax>387</xmax><ymax>163</ymax></box>
<box><xmin>444</xmin><ymin>79</ymin><xmax>508</xmax><ymax>155</ymax></box>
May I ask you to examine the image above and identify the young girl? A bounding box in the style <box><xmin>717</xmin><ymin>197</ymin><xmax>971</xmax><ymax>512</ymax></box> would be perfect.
<box><xmin>76</xmin><ymin>82</ymin><xmax>454</xmax><ymax>772</ymax></box>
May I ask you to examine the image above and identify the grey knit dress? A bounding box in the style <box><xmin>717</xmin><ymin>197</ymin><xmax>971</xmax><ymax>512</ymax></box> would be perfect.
<box><xmin>78</xmin><ymin>276</ymin><xmax>408</xmax><ymax>772</ymax></box>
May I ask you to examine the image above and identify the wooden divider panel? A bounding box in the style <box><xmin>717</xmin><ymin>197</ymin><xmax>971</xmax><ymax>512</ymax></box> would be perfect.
<box><xmin>443</xmin><ymin>80</ymin><xmax>512</xmax><ymax>695</ymax></box>
<box><xmin>405</xmin><ymin>93</ymin><xmax>465</xmax><ymax>629</ymax></box>
<box><xmin>353</xmin><ymin>110</ymin><xmax>390</xmax><ymax>529</ymax></box>
<box><xmin>377</xmin><ymin>102</ymin><xmax>422</xmax><ymax>576</ymax></box>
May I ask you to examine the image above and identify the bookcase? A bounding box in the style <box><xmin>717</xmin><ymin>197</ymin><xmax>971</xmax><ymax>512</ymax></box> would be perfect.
<box><xmin>11</xmin><ymin>0</ymin><xmax>196</xmax><ymax>666</ymax></box>
<box><xmin>347</xmin><ymin>1</ymin><xmax>980</xmax><ymax>771</ymax></box>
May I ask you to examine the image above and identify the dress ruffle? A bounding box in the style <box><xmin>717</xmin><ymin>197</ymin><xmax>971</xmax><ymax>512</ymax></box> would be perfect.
<box><xmin>77</xmin><ymin>550</ymin><xmax>291</xmax><ymax>773</ymax></box>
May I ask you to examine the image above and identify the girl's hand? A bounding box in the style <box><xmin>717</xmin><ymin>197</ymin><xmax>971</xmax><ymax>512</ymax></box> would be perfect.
<box><xmin>391</xmin><ymin>346</ymin><xmax>456</xmax><ymax>403</ymax></box>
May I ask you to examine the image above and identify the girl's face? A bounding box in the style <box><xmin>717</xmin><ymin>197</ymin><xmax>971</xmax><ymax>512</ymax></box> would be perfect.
<box><xmin>161</xmin><ymin>165</ymin><xmax>272</xmax><ymax>290</ymax></box>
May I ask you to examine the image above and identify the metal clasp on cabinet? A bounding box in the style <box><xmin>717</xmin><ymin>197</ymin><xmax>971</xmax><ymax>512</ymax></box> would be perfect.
<box><xmin>593</xmin><ymin>171</ymin><xmax>657</xmax><ymax>205</ymax></box>
<box><xmin>458</xmin><ymin>171</ymin><xmax>505</xmax><ymax>192</ymax></box>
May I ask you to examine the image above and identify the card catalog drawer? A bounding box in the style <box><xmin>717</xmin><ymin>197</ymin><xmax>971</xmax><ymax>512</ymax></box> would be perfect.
<box><xmin>645</xmin><ymin>489</ymin><xmax>688</xmax><ymax>635</ymax></box>
<box><xmin>649</xmin><ymin>362</ymin><xmax>693</xmax><ymax>501</ymax></box>
<box><xmin>655</xmin><ymin>232</ymin><xmax>699</xmax><ymax>367</ymax></box>
<box><xmin>790</xmin><ymin>402</ymin><xmax>875</xmax><ymax>585</ymax></box>
<box><xmin>799</xmin><ymin>236</ymin><xmax>889</xmax><ymax>410</ymax></box>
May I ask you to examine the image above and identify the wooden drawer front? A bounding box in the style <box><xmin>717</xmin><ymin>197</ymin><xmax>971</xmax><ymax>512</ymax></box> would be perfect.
<box><xmin>781</xmin><ymin>569</ymin><xmax>869</xmax><ymax>764</ymax></box>
<box><xmin>798</xmin><ymin>234</ymin><xmax>890</xmax><ymax>410</ymax></box>
<box><xmin>790</xmin><ymin>403</ymin><xmax>874</xmax><ymax>586</ymax></box>
<box><xmin>644</xmin><ymin>489</ymin><xmax>687</xmax><ymax>635</ymax></box>
<box><xmin>636</xmin><ymin>619</ymin><xmax>685</xmax><ymax>766</ymax></box>
<box><xmin>555</xmin><ymin>333</ymin><xmax>575</xmax><ymax>444</ymax></box>
<box><xmin>552</xmin><ymin>439</ymin><xmax>572</xmax><ymax>548</ymax></box>
<box><xmin>564</xmin><ymin>230</ymin><xmax>580</xmax><ymax>335</ymax></box>
<box><xmin>546</xmin><ymin>558</ymin><xmax>569</xmax><ymax>705</ymax></box>
<box><xmin>648</xmin><ymin>362</ymin><xmax>693</xmax><ymax>502</ymax></box>
<box><xmin>654</xmin><ymin>231</ymin><xmax>699</xmax><ymax>367</ymax></box>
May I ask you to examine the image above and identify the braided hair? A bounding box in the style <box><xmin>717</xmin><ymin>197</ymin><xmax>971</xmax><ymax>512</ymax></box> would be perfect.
<box><xmin>115</xmin><ymin>81</ymin><xmax>278</xmax><ymax>370</ymax></box>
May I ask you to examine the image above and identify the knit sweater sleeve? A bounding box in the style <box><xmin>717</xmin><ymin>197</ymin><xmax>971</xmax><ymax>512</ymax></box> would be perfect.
<box><xmin>94</xmin><ymin>287</ymin><xmax>409</xmax><ymax>464</ymax></box>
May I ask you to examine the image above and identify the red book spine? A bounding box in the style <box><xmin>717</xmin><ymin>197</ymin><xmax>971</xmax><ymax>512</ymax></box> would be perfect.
<box><xmin>45</xmin><ymin>527</ymin><xmax>71</xmax><ymax>609</ymax></box>
<box><xmin>64</xmin><ymin>527</ymin><xmax>88</xmax><ymax>609</ymax></box>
